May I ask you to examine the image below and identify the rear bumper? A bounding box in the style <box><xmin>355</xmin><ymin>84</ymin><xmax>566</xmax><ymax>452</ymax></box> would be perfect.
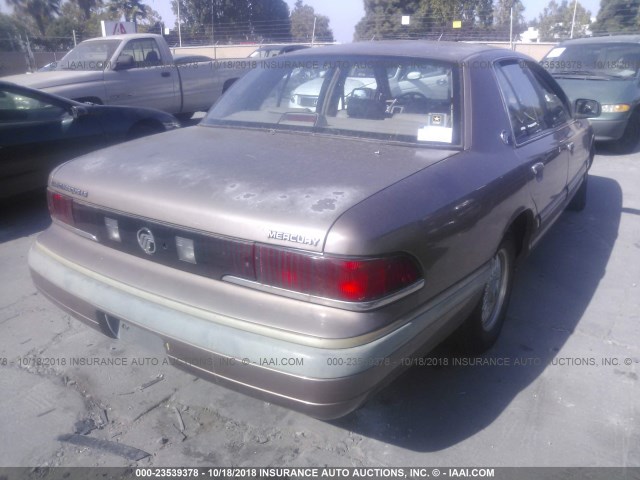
<box><xmin>29</xmin><ymin>235</ymin><xmax>486</xmax><ymax>419</ymax></box>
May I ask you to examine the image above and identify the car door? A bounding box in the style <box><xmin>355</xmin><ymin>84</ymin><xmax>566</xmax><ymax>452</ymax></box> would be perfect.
<box><xmin>528</xmin><ymin>64</ymin><xmax>589</xmax><ymax>200</ymax></box>
<box><xmin>0</xmin><ymin>86</ymin><xmax>105</xmax><ymax>199</ymax></box>
<box><xmin>494</xmin><ymin>60</ymin><xmax>571</xmax><ymax>237</ymax></box>
<box><xmin>103</xmin><ymin>38</ymin><xmax>179</xmax><ymax>113</ymax></box>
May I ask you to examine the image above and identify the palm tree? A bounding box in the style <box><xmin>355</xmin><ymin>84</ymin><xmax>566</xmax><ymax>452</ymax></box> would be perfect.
<box><xmin>74</xmin><ymin>0</ymin><xmax>103</xmax><ymax>20</ymax></box>
<box><xmin>107</xmin><ymin>0</ymin><xmax>148</xmax><ymax>24</ymax></box>
<box><xmin>7</xmin><ymin>0</ymin><xmax>61</xmax><ymax>35</ymax></box>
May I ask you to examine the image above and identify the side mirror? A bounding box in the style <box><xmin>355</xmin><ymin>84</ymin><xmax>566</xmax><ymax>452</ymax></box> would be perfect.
<box><xmin>71</xmin><ymin>105</ymin><xmax>89</xmax><ymax>119</ymax></box>
<box><xmin>574</xmin><ymin>99</ymin><xmax>601</xmax><ymax>119</ymax></box>
<box><xmin>114</xmin><ymin>54</ymin><xmax>135</xmax><ymax>70</ymax></box>
<box><xmin>406</xmin><ymin>71</ymin><xmax>422</xmax><ymax>80</ymax></box>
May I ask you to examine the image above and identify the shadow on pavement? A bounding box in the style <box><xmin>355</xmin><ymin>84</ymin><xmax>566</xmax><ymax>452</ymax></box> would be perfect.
<box><xmin>0</xmin><ymin>189</ymin><xmax>51</xmax><ymax>243</ymax></box>
<box><xmin>333</xmin><ymin>174</ymin><xmax>622</xmax><ymax>451</ymax></box>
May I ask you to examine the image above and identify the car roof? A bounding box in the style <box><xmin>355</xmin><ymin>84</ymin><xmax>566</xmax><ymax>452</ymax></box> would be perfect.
<box><xmin>558</xmin><ymin>34</ymin><xmax>640</xmax><ymax>45</ymax></box>
<box><xmin>280</xmin><ymin>40</ymin><xmax>523</xmax><ymax>62</ymax></box>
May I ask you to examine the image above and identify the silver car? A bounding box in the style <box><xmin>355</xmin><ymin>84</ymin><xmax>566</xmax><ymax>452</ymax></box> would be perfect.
<box><xmin>29</xmin><ymin>41</ymin><xmax>597</xmax><ymax>419</ymax></box>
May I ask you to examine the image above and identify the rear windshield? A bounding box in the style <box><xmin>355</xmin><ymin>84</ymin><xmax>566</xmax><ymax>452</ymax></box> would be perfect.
<box><xmin>542</xmin><ymin>43</ymin><xmax>640</xmax><ymax>79</ymax></box>
<box><xmin>203</xmin><ymin>55</ymin><xmax>461</xmax><ymax>146</ymax></box>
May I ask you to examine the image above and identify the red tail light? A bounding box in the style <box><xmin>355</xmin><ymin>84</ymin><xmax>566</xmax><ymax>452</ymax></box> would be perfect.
<box><xmin>255</xmin><ymin>245</ymin><xmax>421</xmax><ymax>303</ymax></box>
<box><xmin>47</xmin><ymin>190</ymin><xmax>75</xmax><ymax>226</ymax></box>
<box><xmin>44</xmin><ymin>188</ymin><xmax>421</xmax><ymax>305</ymax></box>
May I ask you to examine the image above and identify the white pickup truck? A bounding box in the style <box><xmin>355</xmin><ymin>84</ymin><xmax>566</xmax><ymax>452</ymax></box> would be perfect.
<box><xmin>4</xmin><ymin>33</ymin><xmax>251</xmax><ymax>119</ymax></box>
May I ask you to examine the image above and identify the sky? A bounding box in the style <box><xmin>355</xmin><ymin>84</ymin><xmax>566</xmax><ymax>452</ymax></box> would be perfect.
<box><xmin>1</xmin><ymin>0</ymin><xmax>605</xmax><ymax>43</ymax></box>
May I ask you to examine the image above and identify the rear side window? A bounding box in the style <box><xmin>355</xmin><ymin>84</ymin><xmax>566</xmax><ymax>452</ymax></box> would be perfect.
<box><xmin>528</xmin><ymin>67</ymin><xmax>571</xmax><ymax>129</ymax></box>
<box><xmin>495</xmin><ymin>61</ymin><xmax>546</xmax><ymax>142</ymax></box>
<box><xmin>495</xmin><ymin>60</ymin><xmax>571</xmax><ymax>143</ymax></box>
<box><xmin>121</xmin><ymin>39</ymin><xmax>162</xmax><ymax>67</ymax></box>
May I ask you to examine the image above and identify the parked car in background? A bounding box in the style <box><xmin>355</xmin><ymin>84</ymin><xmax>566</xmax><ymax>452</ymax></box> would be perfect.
<box><xmin>29</xmin><ymin>42</ymin><xmax>598</xmax><ymax>419</ymax></box>
<box><xmin>541</xmin><ymin>35</ymin><xmax>640</xmax><ymax>152</ymax></box>
<box><xmin>173</xmin><ymin>54</ymin><xmax>214</xmax><ymax>65</ymax></box>
<box><xmin>3</xmin><ymin>34</ymin><xmax>250</xmax><ymax>120</ymax></box>
<box><xmin>0</xmin><ymin>81</ymin><xmax>180</xmax><ymax>200</ymax></box>
<box><xmin>289</xmin><ymin>62</ymin><xmax>451</xmax><ymax>112</ymax></box>
<box><xmin>248</xmin><ymin>44</ymin><xmax>309</xmax><ymax>58</ymax></box>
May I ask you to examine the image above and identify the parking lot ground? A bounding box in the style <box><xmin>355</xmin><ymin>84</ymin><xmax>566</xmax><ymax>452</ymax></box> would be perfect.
<box><xmin>0</xmin><ymin>144</ymin><xmax>638</xmax><ymax>467</ymax></box>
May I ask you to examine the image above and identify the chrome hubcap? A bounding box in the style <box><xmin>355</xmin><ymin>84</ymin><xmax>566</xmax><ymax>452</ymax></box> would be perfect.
<box><xmin>481</xmin><ymin>249</ymin><xmax>509</xmax><ymax>331</ymax></box>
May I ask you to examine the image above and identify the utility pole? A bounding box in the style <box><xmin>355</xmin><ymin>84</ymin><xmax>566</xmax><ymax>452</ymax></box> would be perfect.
<box><xmin>311</xmin><ymin>16</ymin><xmax>317</xmax><ymax>45</ymax></box>
<box><xmin>570</xmin><ymin>0</ymin><xmax>578</xmax><ymax>38</ymax></box>
<box><xmin>509</xmin><ymin>4</ymin><xmax>514</xmax><ymax>50</ymax></box>
<box><xmin>177</xmin><ymin>0</ymin><xmax>182</xmax><ymax>47</ymax></box>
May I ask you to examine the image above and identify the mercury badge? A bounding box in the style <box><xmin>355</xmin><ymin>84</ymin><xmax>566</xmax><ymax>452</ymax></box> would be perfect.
<box><xmin>137</xmin><ymin>227</ymin><xmax>156</xmax><ymax>255</ymax></box>
<box><xmin>268</xmin><ymin>230</ymin><xmax>320</xmax><ymax>247</ymax></box>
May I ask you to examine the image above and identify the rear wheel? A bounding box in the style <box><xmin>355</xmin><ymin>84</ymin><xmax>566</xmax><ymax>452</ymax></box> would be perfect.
<box><xmin>459</xmin><ymin>233</ymin><xmax>516</xmax><ymax>353</ymax></box>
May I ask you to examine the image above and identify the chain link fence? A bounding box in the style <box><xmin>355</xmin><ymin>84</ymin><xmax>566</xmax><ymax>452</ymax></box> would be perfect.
<box><xmin>2</xmin><ymin>11</ymin><xmax>635</xmax><ymax>77</ymax></box>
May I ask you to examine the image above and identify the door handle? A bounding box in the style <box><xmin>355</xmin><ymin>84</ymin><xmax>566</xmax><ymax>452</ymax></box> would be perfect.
<box><xmin>531</xmin><ymin>162</ymin><xmax>545</xmax><ymax>176</ymax></box>
<box><xmin>161</xmin><ymin>71</ymin><xmax>171</xmax><ymax>77</ymax></box>
<box><xmin>564</xmin><ymin>141</ymin><xmax>575</xmax><ymax>153</ymax></box>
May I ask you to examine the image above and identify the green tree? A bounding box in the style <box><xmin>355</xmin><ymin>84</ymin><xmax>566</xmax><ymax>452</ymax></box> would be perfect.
<box><xmin>0</xmin><ymin>13</ymin><xmax>29</xmax><ymax>51</ymax></box>
<box><xmin>354</xmin><ymin>0</ymin><xmax>498</xmax><ymax>41</ymax></box>
<box><xmin>354</xmin><ymin>0</ymin><xmax>423</xmax><ymax>40</ymax></box>
<box><xmin>493</xmin><ymin>0</ymin><xmax>526</xmax><ymax>38</ymax></box>
<box><xmin>74</xmin><ymin>0</ymin><xmax>103</xmax><ymax>20</ymax></box>
<box><xmin>428</xmin><ymin>0</ymin><xmax>495</xmax><ymax>35</ymax></box>
<box><xmin>171</xmin><ymin>0</ymin><xmax>290</xmax><ymax>42</ymax></box>
<box><xmin>45</xmin><ymin>2</ymin><xmax>92</xmax><ymax>47</ymax></box>
<box><xmin>45</xmin><ymin>1</ymin><xmax>122</xmax><ymax>44</ymax></box>
<box><xmin>107</xmin><ymin>0</ymin><xmax>148</xmax><ymax>24</ymax></box>
<box><xmin>247</xmin><ymin>0</ymin><xmax>291</xmax><ymax>41</ymax></box>
<box><xmin>290</xmin><ymin>0</ymin><xmax>334</xmax><ymax>42</ymax></box>
<box><xmin>6</xmin><ymin>0</ymin><xmax>61</xmax><ymax>35</ymax></box>
<box><xmin>537</xmin><ymin>0</ymin><xmax>591</xmax><ymax>41</ymax></box>
<box><xmin>136</xmin><ymin>6</ymin><xmax>164</xmax><ymax>34</ymax></box>
<box><xmin>593</xmin><ymin>0</ymin><xmax>640</xmax><ymax>34</ymax></box>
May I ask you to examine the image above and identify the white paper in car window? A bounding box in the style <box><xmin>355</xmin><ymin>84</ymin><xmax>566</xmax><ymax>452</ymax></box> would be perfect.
<box><xmin>417</xmin><ymin>126</ymin><xmax>453</xmax><ymax>143</ymax></box>
<box><xmin>545</xmin><ymin>48</ymin><xmax>565</xmax><ymax>58</ymax></box>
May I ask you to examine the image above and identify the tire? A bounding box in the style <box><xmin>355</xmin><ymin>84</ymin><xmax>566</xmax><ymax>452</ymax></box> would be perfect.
<box><xmin>612</xmin><ymin>109</ymin><xmax>640</xmax><ymax>154</ymax></box>
<box><xmin>459</xmin><ymin>233</ymin><xmax>516</xmax><ymax>354</ymax></box>
<box><xmin>567</xmin><ymin>174</ymin><xmax>587</xmax><ymax>211</ymax></box>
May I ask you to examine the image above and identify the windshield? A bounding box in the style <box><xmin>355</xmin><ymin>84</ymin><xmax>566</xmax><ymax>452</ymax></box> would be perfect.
<box><xmin>54</xmin><ymin>39</ymin><xmax>121</xmax><ymax>71</ymax></box>
<box><xmin>203</xmin><ymin>55</ymin><xmax>460</xmax><ymax>146</ymax></box>
<box><xmin>542</xmin><ymin>43</ymin><xmax>640</xmax><ymax>79</ymax></box>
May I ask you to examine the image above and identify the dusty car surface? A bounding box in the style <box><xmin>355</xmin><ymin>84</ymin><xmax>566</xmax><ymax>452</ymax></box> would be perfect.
<box><xmin>541</xmin><ymin>35</ymin><xmax>640</xmax><ymax>152</ymax></box>
<box><xmin>0</xmin><ymin>80</ymin><xmax>180</xmax><ymax>200</ymax></box>
<box><xmin>29</xmin><ymin>41</ymin><xmax>597</xmax><ymax>419</ymax></box>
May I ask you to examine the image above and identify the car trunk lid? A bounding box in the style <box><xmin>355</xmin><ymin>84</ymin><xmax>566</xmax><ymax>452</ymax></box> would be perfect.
<box><xmin>51</xmin><ymin>126</ymin><xmax>457</xmax><ymax>252</ymax></box>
